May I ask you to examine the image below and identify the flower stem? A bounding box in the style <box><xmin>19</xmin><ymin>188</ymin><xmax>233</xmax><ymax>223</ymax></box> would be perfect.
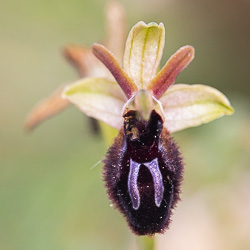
<box><xmin>99</xmin><ymin>121</ymin><xmax>118</xmax><ymax>147</ymax></box>
<box><xmin>137</xmin><ymin>236</ymin><xmax>155</xmax><ymax>250</ymax></box>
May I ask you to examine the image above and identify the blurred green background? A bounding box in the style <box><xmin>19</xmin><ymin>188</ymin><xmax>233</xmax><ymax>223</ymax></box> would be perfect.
<box><xmin>0</xmin><ymin>0</ymin><xmax>249</xmax><ymax>249</ymax></box>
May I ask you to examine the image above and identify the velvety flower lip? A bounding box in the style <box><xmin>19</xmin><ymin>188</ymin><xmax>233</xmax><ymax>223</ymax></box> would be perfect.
<box><xmin>63</xmin><ymin>21</ymin><xmax>234</xmax><ymax>133</ymax></box>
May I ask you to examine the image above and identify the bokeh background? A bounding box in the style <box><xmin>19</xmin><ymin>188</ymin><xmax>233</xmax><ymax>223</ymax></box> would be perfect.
<box><xmin>1</xmin><ymin>0</ymin><xmax>250</xmax><ymax>249</ymax></box>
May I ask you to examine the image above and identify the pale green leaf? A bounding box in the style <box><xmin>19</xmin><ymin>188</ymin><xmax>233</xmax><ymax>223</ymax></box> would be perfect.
<box><xmin>123</xmin><ymin>21</ymin><xmax>165</xmax><ymax>89</ymax></box>
<box><xmin>62</xmin><ymin>77</ymin><xmax>126</xmax><ymax>129</ymax></box>
<box><xmin>160</xmin><ymin>84</ymin><xmax>234</xmax><ymax>132</ymax></box>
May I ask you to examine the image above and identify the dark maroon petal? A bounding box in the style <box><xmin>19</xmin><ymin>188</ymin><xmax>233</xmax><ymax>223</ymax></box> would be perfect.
<box><xmin>64</xmin><ymin>45</ymin><xmax>96</xmax><ymax>77</ymax></box>
<box><xmin>148</xmin><ymin>46</ymin><xmax>194</xmax><ymax>99</ymax></box>
<box><xmin>103</xmin><ymin>110</ymin><xmax>184</xmax><ymax>235</ymax></box>
<box><xmin>92</xmin><ymin>43</ymin><xmax>138</xmax><ymax>99</ymax></box>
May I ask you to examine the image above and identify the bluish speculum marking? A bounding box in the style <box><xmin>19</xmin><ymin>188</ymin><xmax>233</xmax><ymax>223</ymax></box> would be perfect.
<box><xmin>128</xmin><ymin>159</ymin><xmax>141</xmax><ymax>209</ymax></box>
<box><xmin>144</xmin><ymin>158</ymin><xmax>164</xmax><ymax>207</ymax></box>
<box><xmin>128</xmin><ymin>158</ymin><xmax>164</xmax><ymax>210</ymax></box>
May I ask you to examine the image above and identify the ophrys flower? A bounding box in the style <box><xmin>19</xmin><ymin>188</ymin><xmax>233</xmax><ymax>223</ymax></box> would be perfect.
<box><xmin>62</xmin><ymin>21</ymin><xmax>234</xmax><ymax>236</ymax></box>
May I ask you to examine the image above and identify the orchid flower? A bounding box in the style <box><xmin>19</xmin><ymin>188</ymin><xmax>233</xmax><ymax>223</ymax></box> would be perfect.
<box><xmin>63</xmin><ymin>22</ymin><xmax>233</xmax><ymax>133</ymax></box>
<box><xmin>24</xmin><ymin>2</ymin><xmax>126</xmax><ymax>131</ymax></box>
<box><xmin>62</xmin><ymin>21</ymin><xmax>234</xmax><ymax>236</ymax></box>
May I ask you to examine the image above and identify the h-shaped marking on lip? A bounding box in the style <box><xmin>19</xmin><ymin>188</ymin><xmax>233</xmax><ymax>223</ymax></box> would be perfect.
<box><xmin>128</xmin><ymin>158</ymin><xmax>164</xmax><ymax>210</ymax></box>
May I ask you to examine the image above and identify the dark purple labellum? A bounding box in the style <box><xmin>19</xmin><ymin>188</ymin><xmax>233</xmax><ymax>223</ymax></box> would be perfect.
<box><xmin>103</xmin><ymin>110</ymin><xmax>183</xmax><ymax>235</ymax></box>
